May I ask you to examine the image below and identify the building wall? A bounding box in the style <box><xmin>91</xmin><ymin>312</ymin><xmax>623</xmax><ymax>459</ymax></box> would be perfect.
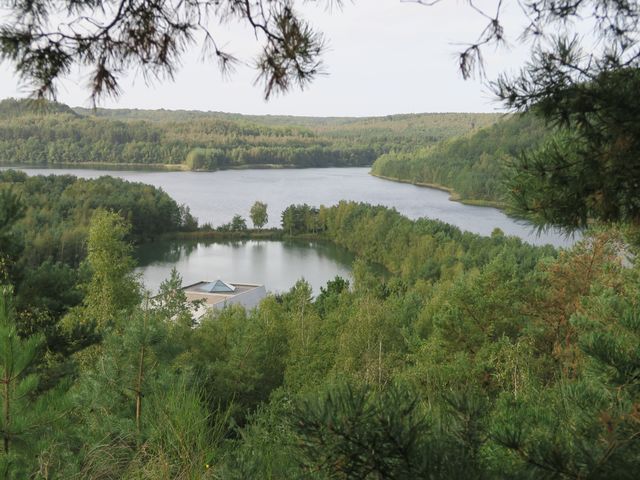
<box><xmin>217</xmin><ymin>285</ymin><xmax>267</xmax><ymax>310</ymax></box>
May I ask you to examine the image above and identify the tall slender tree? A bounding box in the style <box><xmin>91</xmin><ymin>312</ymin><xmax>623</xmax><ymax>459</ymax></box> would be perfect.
<box><xmin>84</xmin><ymin>209</ymin><xmax>141</xmax><ymax>329</ymax></box>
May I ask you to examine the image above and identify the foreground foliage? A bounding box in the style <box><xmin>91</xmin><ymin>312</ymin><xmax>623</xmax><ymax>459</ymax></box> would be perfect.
<box><xmin>1</xmin><ymin>184</ymin><xmax>638</xmax><ymax>478</ymax></box>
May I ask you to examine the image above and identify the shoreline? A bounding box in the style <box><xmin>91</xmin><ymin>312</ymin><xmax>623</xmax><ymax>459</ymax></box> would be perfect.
<box><xmin>0</xmin><ymin>162</ymin><xmax>188</xmax><ymax>172</ymax></box>
<box><xmin>156</xmin><ymin>229</ymin><xmax>326</xmax><ymax>242</ymax></box>
<box><xmin>3</xmin><ymin>161</ymin><xmax>502</xmax><ymax>213</ymax></box>
<box><xmin>369</xmin><ymin>172</ymin><xmax>505</xmax><ymax>209</ymax></box>
<box><xmin>1</xmin><ymin>162</ymin><xmax>372</xmax><ymax>173</ymax></box>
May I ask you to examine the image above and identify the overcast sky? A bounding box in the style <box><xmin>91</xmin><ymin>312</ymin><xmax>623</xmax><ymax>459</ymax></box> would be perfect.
<box><xmin>0</xmin><ymin>1</ymin><xmax>533</xmax><ymax>116</ymax></box>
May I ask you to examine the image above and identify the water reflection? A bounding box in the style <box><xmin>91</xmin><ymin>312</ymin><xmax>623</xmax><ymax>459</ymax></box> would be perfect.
<box><xmin>135</xmin><ymin>238</ymin><xmax>356</xmax><ymax>295</ymax></box>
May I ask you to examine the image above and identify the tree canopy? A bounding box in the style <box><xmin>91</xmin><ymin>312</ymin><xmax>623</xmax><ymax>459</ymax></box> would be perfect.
<box><xmin>0</xmin><ymin>0</ymin><xmax>336</xmax><ymax>102</ymax></box>
<box><xmin>371</xmin><ymin>113</ymin><xmax>550</xmax><ymax>205</ymax></box>
<box><xmin>2</xmin><ymin>1</ymin><xmax>640</xmax><ymax>474</ymax></box>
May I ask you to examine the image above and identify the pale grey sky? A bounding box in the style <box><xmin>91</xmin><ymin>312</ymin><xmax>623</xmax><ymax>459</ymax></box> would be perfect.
<box><xmin>0</xmin><ymin>1</ymin><xmax>532</xmax><ymax>116</ymax></box>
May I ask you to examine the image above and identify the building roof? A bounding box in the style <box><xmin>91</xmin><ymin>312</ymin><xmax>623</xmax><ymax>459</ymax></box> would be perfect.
<box><xmin>201</xmin><ymin>279</ymin><xmax>236</xmax><ymax>293</ymax></box>
<box><xmin>181</xmin><ymin>280</ymin><xmax>266</xmax><ymax>316</ymax></box>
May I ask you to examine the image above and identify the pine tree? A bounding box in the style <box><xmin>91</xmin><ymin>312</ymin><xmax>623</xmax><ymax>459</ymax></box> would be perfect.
<box><xmin>291</xmin><ymin>381</ymin><xmax>480</xmax><ymax>479</ymax></box>
<box><xmin>0</xmin><ymin>286</ymin><xmax>66</xmax><ymax>478</ymax></box>
<box><xmin>491</xmin><ymin>271</ymin><xmax>640</xmax><ymax>478</ymax></box>
<box><xmin>72</xmin><ymin>306</ymin><xmax>169</xmax><ymax>476</ymax></box>
<box><xmin>151</xmin><ymin>267</ymin><xmax>197</xmax><ymax>327</ymax></box>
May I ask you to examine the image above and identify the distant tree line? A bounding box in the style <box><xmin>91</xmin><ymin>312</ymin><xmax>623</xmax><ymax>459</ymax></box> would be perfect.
<box><xmin>0</xmin><ymin>98</ymin><xmax>500</xmax><ymax>171</ymax></box>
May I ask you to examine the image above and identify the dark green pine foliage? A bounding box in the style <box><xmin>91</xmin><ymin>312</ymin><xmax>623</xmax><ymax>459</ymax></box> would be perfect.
<box><xmin>72</xmin><ymin>307</ymin><xmax>169</xmax><ymax>476</ymax></box>
<box><xmin>151</xmin><ymin>267</ymin><xmax>198</xmax><ymax>327</ymax></box>
<box><xmin>0</xmin><ymin>286</ymin><xmax>66</xmax><ymax>478</ymax></box>
<box><xmin>291</xmin><ymin>382</ymin><xmax>486</xmax><ymax>479</ymax></box>
<box><xmin>73</xmin><ymin>319</ymin><xmax>227</xmax><ymax>478</ymax></box>
<box><xmin>491</xmin><ymin>281</ymin><xmax>640</xmax><ymax>478</ymax></box>
<box><xmin>502</xmin><ymin>68</ymin><xmax>640</xmax><ymax>231</ymax></box>
<box><xmin>315</xmin><ymin>276</ymin><xmax>350</xmax><ymax>317</ymax></box>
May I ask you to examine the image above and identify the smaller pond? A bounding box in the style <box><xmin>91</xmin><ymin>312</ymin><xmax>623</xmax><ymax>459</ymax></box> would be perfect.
<box><xmin>136</xmin><ymin>238</ymin><xmax>356</xmax><ymax>295</ymax></box>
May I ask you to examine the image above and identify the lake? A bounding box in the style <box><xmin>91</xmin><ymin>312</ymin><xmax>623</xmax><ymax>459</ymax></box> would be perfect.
<box><xmin>5</xmin><ymin>166</ymin><xmax>577</xmax><ymax>294</ymax></box>
<box><xmin>5</xmin><ymin>166</ymin><xmax>575</xmax><ymax>247</ymax></box>
<box><xmin>135</xmin><ymin>238</ymin><xmax>356</xmax><ymax>294</ymax></box>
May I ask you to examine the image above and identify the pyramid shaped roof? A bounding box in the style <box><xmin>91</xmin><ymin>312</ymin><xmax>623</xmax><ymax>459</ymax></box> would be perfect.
<box><xmin>202</xmin><ymin>279</ymin><xmax>236</xmax><ymax>293</ymax></box>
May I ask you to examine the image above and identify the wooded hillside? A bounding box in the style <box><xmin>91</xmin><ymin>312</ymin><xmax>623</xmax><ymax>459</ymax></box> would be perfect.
<box><xmin>371</xmin><ymin>113</ymin><xmax>551</xmax><ymax>204</ymax></box>
<box><xmin>0</xmin><ymin>98</ymin><xmax>500</xmax><ymax>170</ymax></box>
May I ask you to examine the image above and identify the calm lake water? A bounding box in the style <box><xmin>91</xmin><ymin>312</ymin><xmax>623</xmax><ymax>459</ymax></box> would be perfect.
<box><xmin>135</xmin><ymin>238</ymin><xmax>356</xmax><ymax>294</ymax></box>
<box><xmin>6</xmin><ymin>166</ymin><xmax>574</xmax><ymax>246</ymax></box>
<box><xmin>5</xmin><ymin>166</ymin><xmax>577</xmax><ymax>294</ymax></box>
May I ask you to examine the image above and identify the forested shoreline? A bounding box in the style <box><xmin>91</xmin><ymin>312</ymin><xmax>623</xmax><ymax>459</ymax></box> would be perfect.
<box><xmin>371</xmin><ymin>114</ymin><xmax>551</xmax><ymax>204</ymax></box>
<box><xmin>0</xmin><ymin>98</ymin><xmax>500</xmax><ymax>171</ymax></box>
<box><xmin>0</xmin><ymin>170</ymin><xmax>196</xmax><ymax>327</ymax></box>
<box><xmin>0</xmin><ymin>97</ymin><xmax>556</xmax><ymax>211</ymax></box>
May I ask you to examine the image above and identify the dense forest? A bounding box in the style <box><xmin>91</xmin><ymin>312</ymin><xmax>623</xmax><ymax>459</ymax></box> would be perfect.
<box><xmin>2</xmin><ymin>166</ymin><xmax>639</xmax><ymax>477</ymax></box>
<box><xmin>0</xmin><ymin>170</ymin><xmax>195</xmax><ymax>338</ymax></box>
<box><xmin>371</xmin><ymin>114</ymin><xmax>551</xmax><ymax>204</ymax></box>
<box><xmin>0</xmin><ymin>98</ymin><xmax>500</xmax><ymax>170</ymax></box>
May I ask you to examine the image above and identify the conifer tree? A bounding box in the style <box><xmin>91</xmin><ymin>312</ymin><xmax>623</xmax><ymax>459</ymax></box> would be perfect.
<box><xmin>291</xmin><ymin>382</ymin><xmax>480</xmax><ymax>479</ymax></box>
<box><xmin>491</xmin><ymin>264</ymin><xmax>640</xmax><ymax>478</ymax></box>
<box><xmin>152</xmin><ymin>267</ymin><xmax>197</xmax><ymax>327</ymax></box>
<box><xmin>131</xmin><ymin>378</ymin><xmax>229</xmax><ymax>478</ymax></box>
<box><xmin>73</xmin><ymin>306</ymin><xmax>170</xmax><ymax>476</ymax></box>
<box><xmin>0</xmin><ymin>286</ymin><xmax>65</xmax><ymax>478</ymax></box>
